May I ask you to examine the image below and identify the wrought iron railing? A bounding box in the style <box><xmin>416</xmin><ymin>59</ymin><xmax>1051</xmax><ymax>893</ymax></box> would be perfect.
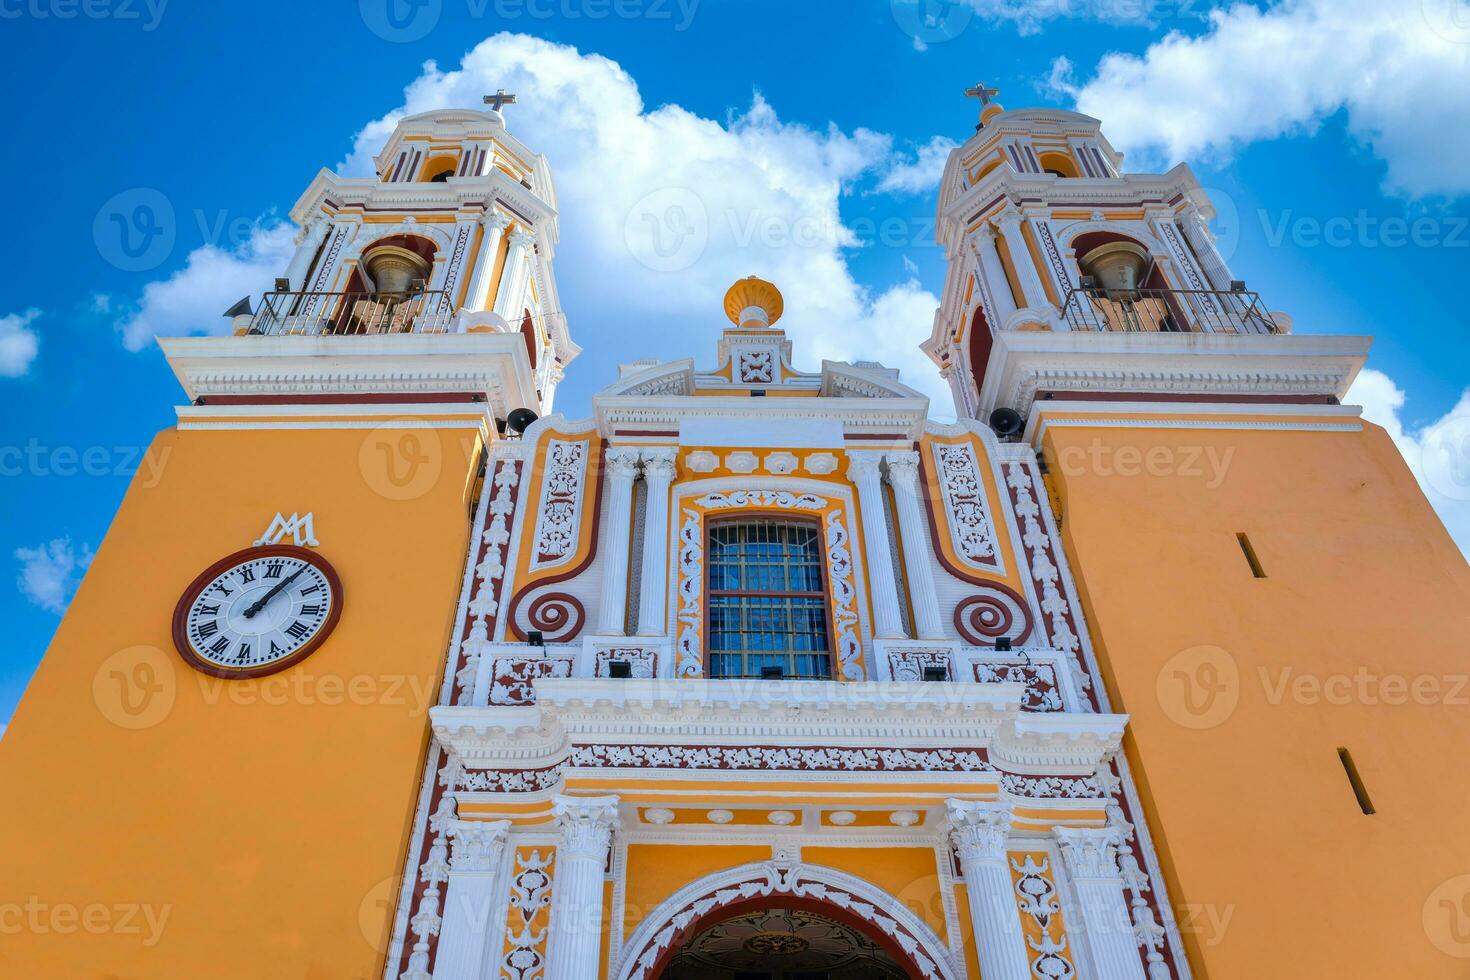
<box><xmin>1059</xmin><ymin>285</ymin><xmax>1279</xmax><ymax>335</ymax></box>
<box><xmin>245</xmin><ymin>289</ymin><xmax>455</xmax><ymax>336</ymax></box>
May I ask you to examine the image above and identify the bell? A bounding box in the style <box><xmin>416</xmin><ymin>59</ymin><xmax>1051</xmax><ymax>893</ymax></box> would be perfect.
<box><xmin>364</xmin><ymin>245</ymin><xmax>431</xmax><ymax>295</ymax></box>
<box><xmin>1079</xmin><ymin>242</ymin><xmax>1150</xmax><ymax>292</ymax></box>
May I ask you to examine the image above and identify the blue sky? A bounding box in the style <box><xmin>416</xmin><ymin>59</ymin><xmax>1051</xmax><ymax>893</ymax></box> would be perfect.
<box><xmin>1</xmin><ymin>0</ymin><xmax>1467</xmax><ymax>729</ymax></box>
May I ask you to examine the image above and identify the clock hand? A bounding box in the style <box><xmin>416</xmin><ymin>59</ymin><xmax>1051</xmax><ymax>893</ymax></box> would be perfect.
<box><xmin>242</xmin><ymin>565</ymin><xmax>309</xmax><ymax>619</ymax></box>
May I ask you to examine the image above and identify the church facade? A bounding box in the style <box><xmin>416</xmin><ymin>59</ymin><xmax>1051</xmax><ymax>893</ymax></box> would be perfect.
<box><xmin>2</xmin><ymin>93</ymin><xmax>1467</xmax><ymax>980</ymax></box>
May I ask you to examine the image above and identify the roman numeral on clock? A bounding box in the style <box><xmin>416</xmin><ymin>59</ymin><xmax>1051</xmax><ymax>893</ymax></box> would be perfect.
<box><xmin>285</xmin><ymin>621</ymin><xmax>310</xmax><ymax>640</ymax></box>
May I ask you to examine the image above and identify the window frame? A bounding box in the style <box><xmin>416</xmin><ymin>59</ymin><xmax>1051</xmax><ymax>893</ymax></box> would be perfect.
<box><xmin>702</xmin><ymin>513</ymin><xmax>836</xmax><ymax>680</ymax></box>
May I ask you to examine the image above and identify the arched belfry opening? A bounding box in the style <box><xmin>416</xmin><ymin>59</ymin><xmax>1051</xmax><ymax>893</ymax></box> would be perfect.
<box><xmin>657</xmin><ymin>903</ymin><xmax>914</xmax><ymax>980</ymax></box>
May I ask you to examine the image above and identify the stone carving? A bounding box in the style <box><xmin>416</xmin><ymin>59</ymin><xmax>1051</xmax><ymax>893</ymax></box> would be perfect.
<box><xmin>929</xmin><ymin>440</ymin><xmax>1000</xmax><ymax>569</ymax></box>
<box><xmin>530</xmin><ymin>438</ymin><xmax>588</xmax><ymax>570</ymax></box>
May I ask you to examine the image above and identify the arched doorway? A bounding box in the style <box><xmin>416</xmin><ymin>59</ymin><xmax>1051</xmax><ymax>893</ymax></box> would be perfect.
<box><xmin>615</xmin><ymin>861</ymin><xmax>958</xmax><ymax>980</ymax></box>
<box><xmin>659</xmin><ymin>905</ymin><xmax>910</xmax><ymax>980</ymax></box>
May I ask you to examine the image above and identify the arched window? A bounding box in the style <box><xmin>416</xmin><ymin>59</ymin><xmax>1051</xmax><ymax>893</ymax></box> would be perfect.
<box><xmin>707</xmin><ymin>518</ymin><xmax>831</xmax><ymax>679</ymax></box>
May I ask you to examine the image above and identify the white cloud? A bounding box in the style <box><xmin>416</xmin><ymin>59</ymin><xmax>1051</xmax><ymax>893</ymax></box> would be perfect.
<box><xmin>876</xmin><ymin>136</ymin><xmax>958</xmax><ymax>195</ymax></box>
<box><xmin>336</xmin><ymin>33</ymin><xmax>948</xmax><ymax>405</ymax></box>
<box><xmin>115</xmin><ymin>223</ymin><xmax>296</xmax><ymax>351</ymax></box>
<box><xmin>1347</xmin><ymin>368</ymin><xmax>1470</xmax><ymax>555</ymax></box>
<box><xmin>0</xmin><ymin>308</ymin><xmax>41</xmax><ymax>377</ymax></box>
<box><xmin>15</xmin><ymin>538</ymin><xmax>94</xmax><ymax>615</ymax></box>
<box><xmin>1062</xmin><ymin>0</ymin><xmax>1470</xmax><ymax>198</ymax></box>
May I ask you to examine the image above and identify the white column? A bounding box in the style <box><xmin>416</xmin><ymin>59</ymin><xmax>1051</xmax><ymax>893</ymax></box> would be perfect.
<box><xmin>1055</xmin><ymin>827</ymin><xmax>1149</xmax><ymax>980</ymax></box>
<box><xmin>464</xmin><ymin>213</ymin><xmax>512</xmax><ymax>313</ymax></box>
<box><xmin>434</xmin><ymin>819</ymin><xmax>511</xmax><ymax>980</ymax></box>
<box><xmin>545</xmin><ymin>795</ymin><xmax>620</xmax><ymax>980</ymax></box>
<box><xmin>883</xmin><ymin>452</ymin><xmax>945</xmax><ymax>640</ymax></box>
<box><xmin>597</xmin><ymin>448</ymin><xmax>642</xmax><ymax>635</ymax></box>
<box><xmin>1180</xmin><ymin>205</ymin><xmax>1233</xmax><ymax>291</ymax></box>
<box><xmin>284</xmin><ymin>219</ymin><xmax>331</xmax><ymax>292</ymax></box>
<box><xmin>846</xmin><ymin>452</ymin><xmax>906</xmax><ymax>639</ymax></box>
<box><xmin>946</xmin><ymin>799</ymin><xmax>1032</xmax><ymax>980</ymax></box>
<box><xmin>492</xmin><ymin>227</ymin><xmax>535</xmax><ymax>319</ymax></box>
<box><xmin>997</xmin><ymin>209</ymin><xmax>1051</xmax><ymax>314</ymax></box>
<box><xmin>971</xmin><ymin>224</ymin><xmax>1018</xmax><ymax>323</ymax></box>
<box><xmin>635</xmin><ymin>449</ymin><xmax>678</xmax><ymax>637</ymax></box>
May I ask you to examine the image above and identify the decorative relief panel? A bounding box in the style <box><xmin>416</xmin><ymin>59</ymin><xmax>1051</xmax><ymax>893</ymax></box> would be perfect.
<box><xmin>887</xmin><ymin>648</ymin><xmax>953</xmax><ymax>682</ymax></box>
<box><xmin>499</xmin><ymin>846</ymin><xmax>555</xmax><ymax>980</ymax></box>
<box><xmin>738</xmin><ymin>350</ymin><xmax>774</xmax><ymax>383</ymax></box>
<box><xmin>1004</xmin><ymin>461</ymin><xmax>1096</xmax><ymax>709</ymax></box>
<box><xmin>675</xmin><ymin>489</ymin><xmax>864</xmax><ymax>680</ymax></box>
<box><xmin>489</xmin><ymin>657</ymin><xmax>574</xmax><ymax>706</ymax></box>
<box><xmin>973</xmin><ymin>661</ymin><xmax>1063</xmax><ymax>712</ymax></box>
<box><xmin>953</xmin><ymin>583</ymin><xmax>1034</xmax><ymax>647</ymax></box>
<box><xmin>924</xmin><ymin>435</ymin><xmax>1005</xmax><ymax>580</ymax></box>
<box><xmin>451</xmin><ymin>459</ymin><xmax>522</xmax><ymax>706</ymax></box>
<box><xmin>571</xmin><ymin>743</ymin><xmax>996</xmax><ymax>774</ymax></box>
<box><xmin>1009</xmin><ymin>851</ymin><xmax>1077</xmax><ymax>980</ymax></box>
<box><xmin>529</xmin><ymin>438</ymin><xmax>589</xmax><ymax>571</ymax></box>
<box><xmin>594</xmin><ymin>647</ymin><xmax>659</xmax><ymax>678</ymax></box>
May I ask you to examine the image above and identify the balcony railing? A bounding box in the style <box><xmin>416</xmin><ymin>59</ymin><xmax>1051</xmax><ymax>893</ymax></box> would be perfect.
<box><xmin>245</xmin><ymin>289</ymin><xmax>455</xmax><ymax>337</ymax></box>
<box><xmin>1059</xmin><ymin>285</ymin><xmax>1280</xmax><ymax>335</ymax></box>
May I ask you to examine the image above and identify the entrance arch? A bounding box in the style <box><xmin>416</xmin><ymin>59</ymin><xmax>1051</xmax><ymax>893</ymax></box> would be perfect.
<box><xmin>614</xmin><ymin>861</ymin><xmax>961</xmax><ymax>980</ymax></box>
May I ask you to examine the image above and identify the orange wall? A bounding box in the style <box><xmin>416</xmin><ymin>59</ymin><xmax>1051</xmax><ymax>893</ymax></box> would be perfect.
<box><xmin>1041</xmin><ymin>418</ymin><xmax>1470</xmax><ymax>977</ymax></box>
<box><xmin>0</xmin><ymin>422</ymin><xmax>481</xmax><ymax>978</ymax></box>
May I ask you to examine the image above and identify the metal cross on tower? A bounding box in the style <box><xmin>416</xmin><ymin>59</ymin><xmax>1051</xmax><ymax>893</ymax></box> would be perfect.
<box><xmin>964</xmin><ymin>82</ymin><xmax>1000</xmax><ymax>128</ymax></box>
<box><xmin>484</xmin><ymin>90</ymin><xmax>518</xmax><ymax>112</ymax></box>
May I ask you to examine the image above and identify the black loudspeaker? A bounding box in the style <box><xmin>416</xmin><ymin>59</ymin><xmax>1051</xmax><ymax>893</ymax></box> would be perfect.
<box><xmin>506</xmin><ymin>407</ymin><xmax>539</xmax><ymax>434</ymax></box>
<box><xmin>989</xmin><ymin>407</ymin><xmax>1024</xmax><ymax>439</ymax></box>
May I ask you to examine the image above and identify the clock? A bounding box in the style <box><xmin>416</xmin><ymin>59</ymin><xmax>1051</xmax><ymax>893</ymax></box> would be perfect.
<box><xmin>171</xmin><ymin>544</ymin><xmax>343</xmax><ymax>678</ymax></box>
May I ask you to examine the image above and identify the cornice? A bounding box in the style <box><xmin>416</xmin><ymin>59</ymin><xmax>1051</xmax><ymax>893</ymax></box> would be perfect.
<box><xmin>431</xmin><ymin>679</ymin><xmax>1125</xmax><ymax>777</ymax></box>
<box><xmin>979</xmin><ymin>329</ymin><xmax>1371</xmax><ymax>417</ymax></box>
<box><xmin>291</xmin><ymin>169</ymin><xmax>555</xmax><ymax>236</ymax></box>
<box><xmin>159</xmin><ymin>333</ymin><xmax>538</xmax><ymax>416</ymax></box>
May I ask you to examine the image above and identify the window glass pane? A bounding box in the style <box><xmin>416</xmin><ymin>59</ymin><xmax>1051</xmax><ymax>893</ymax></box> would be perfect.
<box><xmin>706</xmin><ymin>519</ymin><xmax>831</xmax><ymax>679</ymax></box>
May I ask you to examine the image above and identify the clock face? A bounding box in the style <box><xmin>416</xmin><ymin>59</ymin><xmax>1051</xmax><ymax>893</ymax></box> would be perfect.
<box><xmin>172</xmin><ymin>545</ymin><xmax>342</xmax><ymax>678</ymax></box>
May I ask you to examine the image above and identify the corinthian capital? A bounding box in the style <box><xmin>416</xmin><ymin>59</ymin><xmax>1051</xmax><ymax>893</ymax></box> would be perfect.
<box><xmin>605</xmin><ymin>446</ymin><xmax>642</xmax><ymax>479</ymax></box>
<box><xmin>508</xmin><ymin>227</ymin><xmax>536</xmax><ymax>249</ymax></box>
<box><xmin>553</xmin><ymin>794</ymin><xmax>621</xmax><ymax>860</ymax></box>
<box><xmin>447</xmin><ymin>819</ymin><xmax>510</xmax><ymax>874</ymax></box>
<box><xmin>640</xmin><ymin>448</ymin><xmax>678</xmax><ymax>482</ymax></box>
<box><xmin>945</xmin><ymin>799</ymin><xmax>1012</xmax><ymax>862</ymax></box>
<box><xmin>845</xmin><ymin>450</ymin><xmax>884</xmax><ymax>482</ymax></box>
<box><xmin>1054</xmin><ymin>825</ymin><xmax>1123</xmax><ymax>881</ymax></box>
<box><xmin>884</xmin><ymin>450</ymin><xmax>922</xmax><ymax>488</ymax></box>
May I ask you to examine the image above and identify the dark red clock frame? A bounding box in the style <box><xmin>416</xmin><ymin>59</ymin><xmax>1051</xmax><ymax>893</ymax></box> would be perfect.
<box><xmin>170</xmin><ymin>544</ymin><xmax>344</xmax><ymax>679</ymax></box>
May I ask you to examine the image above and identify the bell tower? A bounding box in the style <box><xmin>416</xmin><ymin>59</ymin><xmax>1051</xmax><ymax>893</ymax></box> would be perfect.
<box><xmin>0</xmin><ymin>102</ymin><xmax>580</xmax><ymax>979</ymax></box>
<box><xmin>922</xmin><ymin>92</ymin><xmax>1470</xmax><ymax>978</ymax></box>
